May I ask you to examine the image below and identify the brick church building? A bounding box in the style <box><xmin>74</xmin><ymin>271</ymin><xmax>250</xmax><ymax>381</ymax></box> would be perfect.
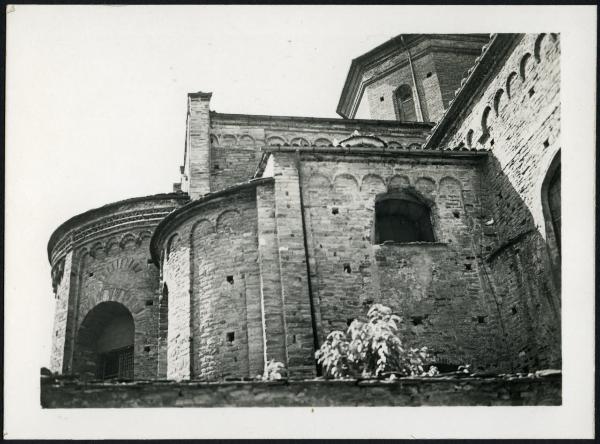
<box><xmin>48</xmin><ymin>33</ymin><xmax>561</xmax><ymax>383</ymax></box>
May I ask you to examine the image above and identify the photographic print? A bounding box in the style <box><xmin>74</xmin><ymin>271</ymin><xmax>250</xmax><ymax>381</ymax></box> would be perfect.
<box><xmin>4</xmin><ymin>4</ymin><xmax>596</xmax><ymax>440</ymax></box>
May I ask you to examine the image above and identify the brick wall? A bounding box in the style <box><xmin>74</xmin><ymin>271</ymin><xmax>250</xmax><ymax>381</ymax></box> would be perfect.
<box><xmin>48</xmin><ymin>195</ymin><xmax>188</xmax><ymax>379</ymax></box>
<box><xmin>434</xmin><ymin>33</ymin><xmax>562</xmax><ymax>371</ymax></box>
<box><xmin>296</xmin><ymin>151</ymin><xmax>508</xmax><ymax>371</ymax></box>
<box><xmin>207</xmin><ymin>113</ymin><xmax>432</xmax><ymax>192</ymax></box>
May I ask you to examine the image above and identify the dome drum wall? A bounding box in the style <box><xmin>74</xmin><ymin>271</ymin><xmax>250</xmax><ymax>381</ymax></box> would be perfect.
<box><xmin>47</xmin><ymin>194</ymin><xmax>189</xmax><ymax>378</ymax></box>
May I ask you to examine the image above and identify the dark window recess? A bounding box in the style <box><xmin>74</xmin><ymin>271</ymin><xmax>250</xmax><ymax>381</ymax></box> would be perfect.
<box><xmin>226</xmin><ymin>332</ymin><xmax>235</xmax><ymax>342</ymax></box>
<box><xmin>465</xmin><ymin>263</ymin><xmax>472</xmax><ymax>271</ymax></box>
<box><xmin>226</xmin><ymin>275</ymin><xmax>234</xmax><ymax>285</ymax></box>
<box><xmin>96</xmin><ymin>345</ymin><xmax>134</xmax><ymax>380</ymax></box>
<box><xmin>395</xmin><ymin>84</ymin><xmax>417</xmax><ymax>122</ymax></box>
<box><xmin>343</xmin><ymin>263</ymin><xmax>352</xmax><ymax>273</ymax></box>
<box><xmin>332</xmin><ymin>207</ymin><xmax>339</xmax><ymax>215</ymax></box>
<box><xmin>145</xmin><ymin>300</ymin><xmax>154</xmax><ymax>306</ymax></box>
<box><xmin>477</xmin><ymin>316</ymin><xmax>487</xmax><ymax>324</ymax></box>
<box><xmin>528</xmin><ymin>87</ymin><xmax>535</xmax><ymax>97</ymax></box>
<box><xmin>511</xmin><ymin>306</ymin><xmax>518</xmax><ymax>315</ymax></box>
<box><xmin>374</xmin><ymin>197</ymin><xmax>435</xmax><ymax>244</ymax></box>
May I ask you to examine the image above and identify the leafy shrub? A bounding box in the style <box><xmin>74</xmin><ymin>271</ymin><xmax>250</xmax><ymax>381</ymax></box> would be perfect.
<box><xmin>315</xmin><ymin>304</ymin><xmax>438</xmax><ymax>379</ymax></box>
<box><xmin>261</xmin><ymin>359</ymin><xmax>287</xmax><ymax>381</ymax></box>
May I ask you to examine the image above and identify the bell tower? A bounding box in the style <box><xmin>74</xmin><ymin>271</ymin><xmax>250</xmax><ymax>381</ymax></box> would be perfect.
<box><xmin>337</xmin><ymin>34</ymin><xmax>490</xmax><ymax>122</ymax></box>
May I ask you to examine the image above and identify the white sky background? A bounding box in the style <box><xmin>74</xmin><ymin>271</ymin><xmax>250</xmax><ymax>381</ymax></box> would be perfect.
<box><xmin>4</xmin><ymin>4</ymin><xmax>596</xmax><ymax>439</ymax></box>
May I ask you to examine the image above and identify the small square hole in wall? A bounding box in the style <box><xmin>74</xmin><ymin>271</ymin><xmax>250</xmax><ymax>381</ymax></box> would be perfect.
<box><xmin>453</xmin><ymin>210</ymin><xmax>460</xmax><ymax>219</ymax></box>
<box><xmin>477</xmin><ymin>316</ymin><xmax>487</xmax><ymax>324</ymax></box>
<box><xmin>292</xmin><ymin>334</ymin><xmax>297</xmax><ymax>344</ymax></box>
<box><xmin>226</xmin><ymin>275</ymin><xmax>234</xmax><ymax>285</ymax></box>
<box><xmin>465</xmin><ymin>263</ymin><xmax>472</xmax><ymax>271</ymax></box>
<box><xmin>145</xmin><ymin>300</ymin><xmax>154</xmax><ymax>306</ymax></box>
<box><xmin>144</xmin><ymin>345</ymin><xmax>151</xmax><ymax>352</ymax></box>
<box><xmin>88</xmin><ymin>272</ymin><xmax>94</xmax><ymax>277</ymax></box>
<box><xmin>226</xmin><ymin>332</ymin><xmax>235</xmax><ymax>342</ymax></box>
<box><xmin>511</xmin><ymin>306</ymin><xmax>518</xmax><ymax>315</ymax></box>
<box><xmin>528</xmin><ymin>87</ymin><xmax>535</xmax><ymax>97</ymax></box>
<box><xmin>343</xmin><ymin>263</ymin><xmax>351</xmax><ymax>273</ymax></box>
<box><xmin>543</xmin><ymin>139</ymin><xmax>550</xmax><ymax>148</ymax></box>
<box><xmin>214</xmin><ymin>164</ymin><xmax>220</xmax><ymax>170</ymax></box>
<box><xmin>490</xmin><ymin>139</ymin><xmax>494</xmax><ymax>147</ymax></box>
<box><xmin>346</xmin><ymin>318</ymin><xmax>354</xmax><ymax>326</ymax></box>
<box><xmin>426</xmin><ymin>72</ymin><xmax>433</xmax><ymax>78</ymax></box>
<box><xmin>380</xmin><ymin>96</ymin><xmax>384</xmax><ymax>102</ymax></box>
<box><xmin>332</xmin><ymin>207</ymin><xmax>339</xmax><ymax>215</ymax></box>
<box><xmin>411</xmin><ymin>316</ymin><xmax>424</xmax><ymax>326</ymax></box>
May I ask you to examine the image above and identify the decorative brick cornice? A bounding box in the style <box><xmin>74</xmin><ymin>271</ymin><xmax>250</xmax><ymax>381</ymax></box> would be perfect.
<box><xmin>188</xmin><ymin>91</ymin><xmax>213</xmax><ymax>101</ymax></box>
<box><xmin>149</xmin><ymin>178</ymin><xmax>274</xmax><ymax>264</ymax></box>
<box><xmin>47</xmin><ymin>193</ymin><xmax>189</xmax><ymax>265</ymax></box>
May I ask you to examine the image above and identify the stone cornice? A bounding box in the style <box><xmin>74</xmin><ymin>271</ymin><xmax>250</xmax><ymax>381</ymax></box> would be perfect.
<box><xmin>211</xmin><ymin>111</ymin><xmax>434</xmax><ymax>132</ymax></box>
<box><xmin>47</xmin><ymin>193</ymin><xmax>189</xmax><ymax>264</ymax></box>
<box><xmin>149</xmin><ymin>178</ymin><xmax>275</xmax><ymax>264</ymax></box>
<box><xmin>254</xmin><ymin>146</ymin><xmax>488</xmax><ymax>178</ymax></box>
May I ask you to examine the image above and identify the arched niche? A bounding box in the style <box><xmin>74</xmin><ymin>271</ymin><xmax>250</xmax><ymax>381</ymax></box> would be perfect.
<box><xmin>72</xmin><ymin>301</ymin><xmax>135</xmax><ymax>380</ymax></box>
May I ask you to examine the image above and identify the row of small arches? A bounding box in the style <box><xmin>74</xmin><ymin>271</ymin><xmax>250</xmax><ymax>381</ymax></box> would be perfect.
<box><xmin>164</xmin><ymin>209</ymin><xmax>246</xmax><ymax>260</ymax></box>
<box><xmin>210</xmin><ymin>133</ymin><xmax>422</xmax><ymax>150</ymax></box>
<box><xmin>305</xmin><ymin>172</ymin><xmax>463</xmax><ymax>196</ymax></box>
<box><xmin>466</xmin><ymin>33</ymin><xmax>558</xmax><ymax>148</ymax></box>
<box><xmin>77</xmin><ymin>231</ymin><xmax>153</xmax><ymax>259</ymax></box>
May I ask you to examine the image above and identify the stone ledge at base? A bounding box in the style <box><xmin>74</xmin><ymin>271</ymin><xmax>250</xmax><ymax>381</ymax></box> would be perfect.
<box><xmin>41</xmin><ymin>372</ymin><xmax>561</xmax><ymax>408</ymax></box>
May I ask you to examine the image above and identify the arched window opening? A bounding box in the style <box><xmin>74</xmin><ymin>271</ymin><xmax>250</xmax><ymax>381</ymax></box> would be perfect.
<box><xmin>374</xmin><ymin>193</ymin><xmax>435</xmax><ymax>244</ymax></box>
<box><xmin>73</xmin><ymin>301</ymin><xmax>134</xmax><ymax>380</ymax></box>
<box><xmin>158</xmin><ymin>284</ymin><xmax>169</xmax><ymax>377</ymax></box>
<box><xmin>395</xmin><ymin>84</ymin><xmax>417</xmax><ymax>122</ymax></box>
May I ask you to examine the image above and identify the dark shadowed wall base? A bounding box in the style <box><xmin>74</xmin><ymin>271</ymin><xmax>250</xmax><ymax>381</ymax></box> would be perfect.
<box><xmin>41</xmin><ymin>372</ymin><xmax>560</xmax><ymax>407</ymax></box>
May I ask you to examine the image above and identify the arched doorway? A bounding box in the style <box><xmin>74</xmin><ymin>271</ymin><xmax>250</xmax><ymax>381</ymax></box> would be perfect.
<box><xmin>73</xmin><ymin>301</ymin><xmax>135</xmax><ymax>380</ymax></box>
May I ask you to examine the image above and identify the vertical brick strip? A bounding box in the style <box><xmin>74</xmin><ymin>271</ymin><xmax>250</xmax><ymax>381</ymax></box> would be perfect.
<box><xmin>186</xmin><ymin>92</ymin><xmax>212</xmax><ymax>199</ymax></box>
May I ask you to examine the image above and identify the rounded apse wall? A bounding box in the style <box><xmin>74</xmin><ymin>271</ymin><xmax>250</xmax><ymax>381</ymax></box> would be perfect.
<box><xmin>48</xmin><ymin>193</ymin><xmax>189</xmax><ymax>379</ymax></box>
<box><xmin>153</xmin><ymin>181</ymin><xmax>270</xmax><ymax>381</ymax></box>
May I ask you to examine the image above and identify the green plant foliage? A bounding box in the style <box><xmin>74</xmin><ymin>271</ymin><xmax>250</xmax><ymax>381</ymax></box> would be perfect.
<box><xmin>315</xmin><ymin>304</ymin><xmax>439</xmax><ymax>379</ymax></box>
<box><xmin>262</xmin><ymin>359</ymin><xmax>287</xmax><ymax>381</ymax></box>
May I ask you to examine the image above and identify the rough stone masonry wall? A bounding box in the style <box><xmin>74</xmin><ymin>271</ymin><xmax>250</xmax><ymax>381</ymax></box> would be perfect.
<box><xmin>73</xmin><ymin>233</ymin><xmax>160</xmax><ymax>380</ymax></box>
<box><xmin>160</xmin><ymin>188</ymin><xmax>265</xmax><ymax>380</ymax></box>
<box><xmin>48</xmin><ymin>195</ymin><xmax>187</xmax><ymax>378</ymax></box>
<box><xmin>298</xmin><ymin>153</ymin><xmax>509</xmax><ymax>371</ymax></box>
<box><xmin>41</xmin><ymin>373</ymin><xmax>561</xmax><ymax>407</ymax></box>
<box><xmin>437</xmin><ymin>33</ymin><xmax>562</xmax><ymax>371</ymax></box>
<box><xmin>208</xmin><ymin>114</ymin><xmax>432</xmax><ymax>193</ymax></box>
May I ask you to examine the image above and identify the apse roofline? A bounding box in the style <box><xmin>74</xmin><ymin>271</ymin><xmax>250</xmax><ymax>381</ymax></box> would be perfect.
<box><xmin>47</xmin><ymin>192</ymin><xmax>190</xmax><ymax>264</ymax></box>
<box><xmin>149</xmin><ymin>178</ymin><xmax>274</xmax><ymax>265</ymax></box>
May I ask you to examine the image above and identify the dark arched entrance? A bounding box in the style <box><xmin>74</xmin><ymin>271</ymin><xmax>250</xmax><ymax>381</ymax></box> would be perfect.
<box><xmin>73</xmin><ymin>301</ymin><xmax>134</xmax><ymax>380</ymax></box>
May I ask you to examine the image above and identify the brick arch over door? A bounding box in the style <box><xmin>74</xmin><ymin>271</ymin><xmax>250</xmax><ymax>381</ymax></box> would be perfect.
<box><xmin>72</xmin><ymin>301</ymin><xmax>135</xmax><ymax>380</ymax></box>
